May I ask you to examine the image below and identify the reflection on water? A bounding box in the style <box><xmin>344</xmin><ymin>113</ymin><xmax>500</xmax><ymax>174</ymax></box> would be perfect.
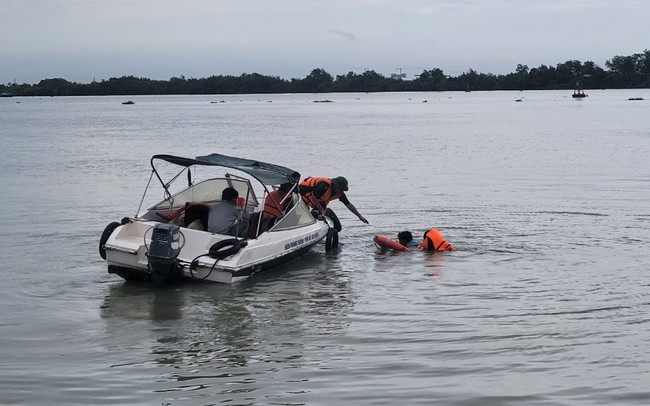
<box><xmin>96</xmin><ymin>250</ymin><xmax>356</xmax><ymax>402</ymax></box>
<box><xmin>101</xmin><ymin>283</ymin><xmax>185</xmax><ymax>321</ymax></box>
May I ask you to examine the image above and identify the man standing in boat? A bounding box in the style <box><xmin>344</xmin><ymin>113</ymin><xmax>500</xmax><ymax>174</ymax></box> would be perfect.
<box><xmin>299</xmin><ymin>176</ymin><xmax>369</xmax><ymax>224</ymax></box>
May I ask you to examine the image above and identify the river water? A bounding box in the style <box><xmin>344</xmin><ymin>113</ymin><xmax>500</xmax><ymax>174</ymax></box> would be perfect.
<box><xmin>1</xmin><ymin>90</ymin><xmax>649</xmax><ymax>405</ymax></box>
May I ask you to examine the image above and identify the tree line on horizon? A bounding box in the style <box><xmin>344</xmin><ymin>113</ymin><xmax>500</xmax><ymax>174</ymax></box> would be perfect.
<box><xmin>3</xmin><ymin>50</ymin><xmax>649</xmax><ymax>97</ymax></box>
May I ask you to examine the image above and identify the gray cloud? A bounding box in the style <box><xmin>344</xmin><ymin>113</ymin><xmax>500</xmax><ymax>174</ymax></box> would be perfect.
<box><xmin>330</xmin><ymin>30</ymin><xmax>356</xmax><ymax>40</ymax></box>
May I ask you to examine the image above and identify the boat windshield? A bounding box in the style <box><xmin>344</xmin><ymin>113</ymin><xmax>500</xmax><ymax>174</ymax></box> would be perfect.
<box><xmin>271</xmin><ymin>194</ymin><xmax>317</xmax><ymax>230</ymax></box>
<box><xmin>147</xmin><ymin>178</ymin><xmax>259</xmax><ymax>212</ymax></box>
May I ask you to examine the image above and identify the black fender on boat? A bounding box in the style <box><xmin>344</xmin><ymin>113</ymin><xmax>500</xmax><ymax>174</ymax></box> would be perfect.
<box><xmin>99</xmin><ymin>221</ymin><xmax>121</xmax><ymax>260</ymax></box>
<box><xmin>325</xmin><ymin>208</ymin><xmax>342</xmax><ymax>232</ymax></box>
<box><xmin>209</xmin><ymin>238</ymin><xmax>248</xmax><ymax>260</ymax></box>
<box><xmin>325</xmin><ymin>228</ymin><xmax>339</xmax><ymax>252</ymax></box>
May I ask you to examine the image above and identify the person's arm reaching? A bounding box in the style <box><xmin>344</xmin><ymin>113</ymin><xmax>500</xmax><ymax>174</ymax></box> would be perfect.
<box><xmin>344</xmin><ymin>202</ymin><xmax>369</xmax><ymax>224</ymax></box>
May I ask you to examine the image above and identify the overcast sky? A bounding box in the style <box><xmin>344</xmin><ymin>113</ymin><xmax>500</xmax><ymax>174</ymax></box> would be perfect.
<box><xmin>1</xmin><ymin>0</ymin><xmax>648</xmax><ymax>84</ymax></box>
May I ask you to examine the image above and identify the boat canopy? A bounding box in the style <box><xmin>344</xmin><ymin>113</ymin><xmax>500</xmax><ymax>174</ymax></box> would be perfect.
<box><xmin>152</xmin><ymin>153</ymin><xmax>299</xmax><ymax>186</ymax></box>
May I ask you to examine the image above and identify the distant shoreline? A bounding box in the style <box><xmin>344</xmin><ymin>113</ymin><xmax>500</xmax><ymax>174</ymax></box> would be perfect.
<box><xmin>3</xmin><ymin>50</ymin><xmax>650</xmax><ymax>96</ymax></box>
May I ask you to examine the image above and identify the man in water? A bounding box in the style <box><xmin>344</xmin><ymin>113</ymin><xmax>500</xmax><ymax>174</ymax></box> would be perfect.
<box><xmin>397</xmin><ymin>231</ymin><xmax>420</xmax><ymax>249</ymax></box>
<box><xmin>395</xmin><ymin>229</ymin><xmax>455</xmax><ymax>251</ymax></box>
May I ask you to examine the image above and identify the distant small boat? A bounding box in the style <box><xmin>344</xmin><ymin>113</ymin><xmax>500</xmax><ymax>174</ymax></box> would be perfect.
<box><xmin>0</xmin><ymin>92</ymin><xmax>13</xmax><ymax>97</ymax></box>
<box><xmin>515</xmin><ymin>98</ymin><xmax>523</xmax><ymax>102</ymax></box>
<box><xmin>628</xmin><ymin>97</ymin><xmax>644</xmax><ymax>101</ymax></box>
<box><xmin>572</xmin><ymin>69</ymin><xmax>587</xmax><ymax>98</ymax></box>
<box><xmin>122</xmin><ymin>100</ymin><xmax>135</xmax><ymax>105</ymax></box>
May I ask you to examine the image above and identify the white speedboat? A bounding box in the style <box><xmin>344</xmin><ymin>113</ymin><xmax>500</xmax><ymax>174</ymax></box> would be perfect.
<box><xmin>99</xmin><ymin>153</ymin><xmax>338</xmax><ymax>285</ymax></box>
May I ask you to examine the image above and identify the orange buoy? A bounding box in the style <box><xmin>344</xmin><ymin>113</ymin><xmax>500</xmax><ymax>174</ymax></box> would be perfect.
<box><xmin>374</xmin><ymin>235</ymin><xmax>409</xmax><ymax>252</ymax></box>
<box><xmin>419</xmin><ymin>228</ymin><xmax>455</xmax><ymax>252</ymax></box>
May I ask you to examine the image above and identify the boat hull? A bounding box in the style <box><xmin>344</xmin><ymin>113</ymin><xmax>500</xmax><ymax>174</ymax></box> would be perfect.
<box><xmin>104</xmin><ymin>219</ymin><xmax>329</xmax><ymax>284</ymax></box>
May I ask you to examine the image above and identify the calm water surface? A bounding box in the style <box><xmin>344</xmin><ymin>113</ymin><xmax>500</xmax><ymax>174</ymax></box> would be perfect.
<box><xmin>1</xmin><ymin>90</ymin><xmax>649</xmax><ymax>405</ymax></box>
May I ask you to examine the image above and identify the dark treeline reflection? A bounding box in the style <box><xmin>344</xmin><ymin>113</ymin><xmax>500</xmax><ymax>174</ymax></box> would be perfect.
<box><xmin>3</xmin><ymin>50</ymin><xmax>650</xmax><ymax>96</ymax></box>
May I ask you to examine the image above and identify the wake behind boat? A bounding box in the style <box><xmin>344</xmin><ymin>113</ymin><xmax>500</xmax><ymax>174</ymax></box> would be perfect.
<box><xmin>99</xmin><ymin>153</ymin><xmax>338</xmax><ymax>285</ymax></box>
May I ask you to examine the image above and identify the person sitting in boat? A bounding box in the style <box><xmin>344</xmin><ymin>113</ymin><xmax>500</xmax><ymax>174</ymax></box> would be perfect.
<box><xmin>299</xmin><ymin>176</ymin><xmax>369</xmax><ymax>224</ymax></box>
<box><xmin>207</xmin><ymin>187</ymin><xmax>250</xmax><ymax>237</ymax></box>
<box><xmin>262</xmin><ymin>171</ymin><xmax>299</xmax><ymax>222</ymax></box>
<box><xmin>263</xmin><ymin>181</ymin><xmax>294</xmax><ymax>220</ymax></box>
<box><xmin>397</xmin><ymin>231</ymin><xmax>420</xmax><ymax>249</ymax></box>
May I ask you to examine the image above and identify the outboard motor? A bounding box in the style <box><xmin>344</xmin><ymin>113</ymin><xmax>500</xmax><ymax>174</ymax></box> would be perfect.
<box><xmin>147</xmin><ymin>223</ymin><xmax>183</xmax><ymax>286</ymax></box>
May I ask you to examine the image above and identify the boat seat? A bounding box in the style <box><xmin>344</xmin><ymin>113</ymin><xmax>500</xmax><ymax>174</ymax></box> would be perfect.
<box><xmin>183</xmin><ymin>202</ymin><xmax>211</xmax><ymax>231</ymax></box>
<box><xmin>246</xmin><ymin>211</ymin><xmax>275</xmax><ymax>238</ymax></box>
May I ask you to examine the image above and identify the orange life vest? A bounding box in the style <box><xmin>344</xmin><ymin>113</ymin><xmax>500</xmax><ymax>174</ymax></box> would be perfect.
<box><xmin>263</xmin><ymin>189</ymin><xmax>289</xmax><ymax>218</ymax></box>
<box><xmin>300</xmin><ymin>177</ymin><xmax>342</xmax><ymax>207</ymax></box>
<box><xmin>419</xmin><ymin>228</ymin><xmax>455</xmax><ymax>251</ymax></box>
